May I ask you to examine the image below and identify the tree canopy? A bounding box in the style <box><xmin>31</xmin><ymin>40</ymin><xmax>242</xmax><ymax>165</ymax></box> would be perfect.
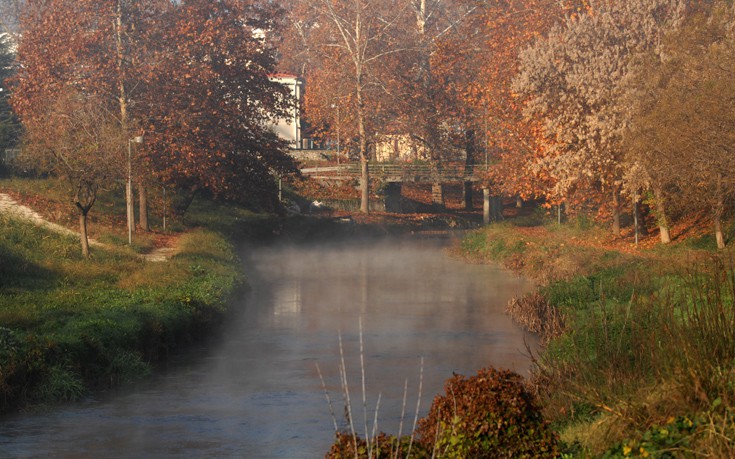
<box><xmin>12</xmin><ymin>0</ymin><xmax>296</xmax><ymax>215</ymax></box>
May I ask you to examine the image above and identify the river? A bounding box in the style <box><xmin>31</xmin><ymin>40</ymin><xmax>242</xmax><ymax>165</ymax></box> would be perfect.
<box><xmin>0</xmin><ymin>235</ymin><xmax>537</xmax><ymax>458</ymax></box>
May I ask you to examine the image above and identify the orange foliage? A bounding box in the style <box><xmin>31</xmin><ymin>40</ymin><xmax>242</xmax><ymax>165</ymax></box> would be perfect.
<box><xmin>433</xmin><ymin>0</ymin><xmax>587</xmax><ymax>200</ymax></box>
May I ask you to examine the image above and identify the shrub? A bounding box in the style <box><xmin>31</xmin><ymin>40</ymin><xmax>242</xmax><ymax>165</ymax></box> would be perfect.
<box><xmin>326</xmin><ymin>432</ymin><xmax>427</xmax><ymax>459</ymax></box>
<box><xmin>417</xmin><ymin>368</ymin><xmax>558</xmax><ymax>458</ymax></box>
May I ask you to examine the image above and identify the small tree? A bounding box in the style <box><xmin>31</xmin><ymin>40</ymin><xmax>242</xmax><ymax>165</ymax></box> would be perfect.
<box><xmin>22</xmin><ymin>90</ymin><xmax>124</xmax><ymax>257</ymax></box>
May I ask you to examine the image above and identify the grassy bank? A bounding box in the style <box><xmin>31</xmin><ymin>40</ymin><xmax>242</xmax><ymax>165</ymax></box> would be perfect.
<box><xmin>0</xmin><ymin>178</ymin><xmax>265</xmax><ymax>413</ymax></box>
<box><xmin>458</xmin><ymin>217</ymin><xmax>735</xmax><ymax>457</ymax></box>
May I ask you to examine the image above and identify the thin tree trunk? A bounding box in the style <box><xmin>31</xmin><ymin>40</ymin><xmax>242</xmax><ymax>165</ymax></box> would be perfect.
<box><xmin>635</xmin><ymin>198</ymin><xmax>649</xmax><ymax>236</ymax></box>
<box><xmin>611</xmin><ymin>186</ymin><xmax>621</xmax><ymax>237</ymax></box>
<box><xmin>115</xmin><ymin>1</ymin><xmax>128</xmax><ymax>126</ymax></box>
<box><xmin>653</xmin><ymin>186</ymin><xmax>671</xmax><ymax>244</ymax></box>
<box><xmin>463</xmin><ymin>182</ymin><xmax>473</xmax><ymax>210</ymax></box>
<box><xmin>715</xmin><ymin>172</ymin><xmax>725</xmax><ymax>250</ymax></box>
<box><xmin>357</xmin><ymin>98</ymin><xmax>369</xmax><ymax>213</ymax></box>
<box><xmin>115</xmin><ymin>1</ymin><xmax>134</xmax><ymax>240</ymax></box>
<box><xmin>416</xmin><ymin>0</ymin><xmax>444</xmax><ymax>208</ymax></box>
<box><xmin>464</xmin><ymin>128</ymin><xmax>475</xmax><ymax>210</ymax></box>
<box><xmin>139</xmin><ymin>183</ymin><xmax>149</xmax><ymax>232</ymax></box>
<box><xmin>352</xmin><ymin>3</ymin><xmax>369</xmax><ymax>215</ymax></box>
<box><xmin>79</xmin><ymin>210</ymin><xmax>90</xmax><ymax>257</ymax></box>
<box><xmin>360</xmin><ymin>154</ymin><xmax>369</xmax><ymax>213</ymax></box>
<box><xmin>356</xmin><ymin>64</ymin><xmax>369</xmax><ymax>213</ymax></box>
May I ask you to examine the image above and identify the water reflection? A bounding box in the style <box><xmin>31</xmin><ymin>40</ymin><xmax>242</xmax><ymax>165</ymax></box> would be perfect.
<box><xmin>0</xmin><ymin>236</ymin><xmax>537</xmax><ymax>458</ymax></box>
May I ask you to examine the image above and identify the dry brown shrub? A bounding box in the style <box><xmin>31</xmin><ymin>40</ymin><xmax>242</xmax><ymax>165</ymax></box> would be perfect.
<box><xmin>506</xmin><ymin>292</ymin><xmax>566</xmax><ymax>345</ymax></box>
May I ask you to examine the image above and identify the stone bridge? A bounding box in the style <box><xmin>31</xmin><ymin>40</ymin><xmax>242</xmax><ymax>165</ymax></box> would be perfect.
<box><xmin>300</xmin><ymin>162</ymin><xmax>485</xmax><ymax>183</ymax></box>
<box><xmin>300</xmin><ymin>162</ymin><xmax>501</xmax><ymax>223</ymax></box>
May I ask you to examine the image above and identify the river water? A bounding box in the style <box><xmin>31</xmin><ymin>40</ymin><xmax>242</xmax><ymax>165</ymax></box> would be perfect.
<box><xmin>0</xmin><ymin>236</ymin><xmax>537</xmax><ymax>458</ymax></box>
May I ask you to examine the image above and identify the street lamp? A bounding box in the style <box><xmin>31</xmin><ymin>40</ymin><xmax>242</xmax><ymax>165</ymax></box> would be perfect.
<box><xmin>127</xmin><ymin>135</ymin><xmax>143</xmax><ymax>245</ymax></box>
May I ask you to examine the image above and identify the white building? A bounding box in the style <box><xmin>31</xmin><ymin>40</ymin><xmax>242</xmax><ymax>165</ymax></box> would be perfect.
<box><xmin>268</xmin><ymin>73</ymin><xmax>304</xmax><ymax>148</ymax></box>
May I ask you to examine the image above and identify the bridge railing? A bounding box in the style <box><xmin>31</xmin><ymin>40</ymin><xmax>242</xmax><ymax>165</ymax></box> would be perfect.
<box><xmin>339</xmin><ymin>163</ymin><xmax>486</xmax><ymax>181</ymax></box>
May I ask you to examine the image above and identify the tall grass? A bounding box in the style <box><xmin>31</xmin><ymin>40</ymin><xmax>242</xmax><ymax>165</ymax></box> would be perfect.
<box><xmin>458</xmin><ymin>219</ymin><xmax>735</xmax><ymax>456</ymax></box>
<box><xmin>536</xmin><ymin>256</ymin><xmax>735</xmax><ymax>456</ymax></box>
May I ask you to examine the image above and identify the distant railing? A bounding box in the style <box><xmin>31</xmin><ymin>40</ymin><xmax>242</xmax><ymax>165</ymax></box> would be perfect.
<box><xmin>302</xmin><ymin>162</ymin><xmax>487</xmax><ymax>182</ymax></box>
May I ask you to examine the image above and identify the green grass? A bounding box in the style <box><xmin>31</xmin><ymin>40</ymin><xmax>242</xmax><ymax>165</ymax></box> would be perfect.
<box><xmin>459</xmin><ymin>218</ymin><xmax>735</xmax><ymax>457</ymax></box>
<box><xmin>0</xmin><ymin>178</ymin><xmax>265</xmax><ymax>413</ymax></box>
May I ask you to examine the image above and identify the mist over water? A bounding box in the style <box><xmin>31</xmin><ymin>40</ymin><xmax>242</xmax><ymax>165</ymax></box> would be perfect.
<box><xmin>0</xmin><ymin>236</ymin><xmax>537</xmax><ymax>458</ymax></box>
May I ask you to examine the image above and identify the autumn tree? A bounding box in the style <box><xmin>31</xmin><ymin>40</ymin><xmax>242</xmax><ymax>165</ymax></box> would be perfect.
<box><xmin>11</xmin><ymin>0</ymin><xmax>168</xmax><ymax>237</ymax></box>
<box><xmin>432</xmin><ymin>0</ymin><xmax>585</xmax><ymax>209</ymax></box>
<box><xmin>13</xmin><ymin>0</ymin><xmax>295</xmax><ymax>223</ymax></box>
<box><xmin>513</xmin><ymin>0</ymin><xmax>687</xmax><ymax>236</ymax></box>
<box><xmin>138</xmin><ymin>0</ymin><xmax>295</xmax><ymax>213</ymax></box>
<box><xmin>624</xmin><ymin>2</ymin><xmax>735</xmax><ymax>248</ymax></box>
<box><xmin>392</xmin><ymin>0</ymin><xmax>479</xmax><ymax>207</ymax></box>
<box><xmin>286</xmin><ymin>0</ymin><xmax>410</xmax><ymax>213</ymax></box>
<box><xmin>21</xmin><ymin>90</ymin><xmax>125</xmax><ymax>256</ymax></box>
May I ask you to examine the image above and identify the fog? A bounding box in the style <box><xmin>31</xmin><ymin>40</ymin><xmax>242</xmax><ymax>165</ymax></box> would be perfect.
<box><xmin>0</xmin><ymin>236</ymin><xmax>537</xmax><ymax>458</ymax></box>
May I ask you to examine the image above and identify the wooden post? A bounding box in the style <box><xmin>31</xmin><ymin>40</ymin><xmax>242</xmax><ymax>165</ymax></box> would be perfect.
<box><xmin>483</xmin><ymin>188</ymin><xmax>490</xmax><ymax>225</ymax></box>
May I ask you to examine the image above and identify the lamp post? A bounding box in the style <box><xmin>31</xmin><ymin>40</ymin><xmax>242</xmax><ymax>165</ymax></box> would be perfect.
<box><xmin>127</xmin><ymin>135</ymin><xmax>143</xmax><ymax>245</ymax></box>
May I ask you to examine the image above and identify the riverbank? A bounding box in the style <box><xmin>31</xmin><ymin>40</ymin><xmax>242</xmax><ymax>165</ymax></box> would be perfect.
<box><xmin>0</xmin><ymin>178</ymin><xmax>271</xmax><ymax>413</ymax></box>
<box><xmin>457</xmin><ymin>218</ymin><xmax>735</xmax><ymax>457</ymax></box>
<box><xmin>0</xmin><ymin>175</ymin><xmax>483</xmax><ymax>414</ymax></box>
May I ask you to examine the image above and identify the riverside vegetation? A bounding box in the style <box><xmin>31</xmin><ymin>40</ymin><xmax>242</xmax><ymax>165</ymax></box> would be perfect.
<box><xmin>456</xmin><ymin>212</ymin><xmax>735</xmax><ymax>457</ymax></box>
<box><xmin>4</xmin><ymin>176</ymin><xmax>735</xmax><ymax>457</ymax></box>
<box><xmin>0</xmin><ymin>177</ymin><xmax>268</xmax><ymax>413</ymax></box>
<box><xmin>323</xmin><ymin>213</ymin><xmax>735</xmax><ymax>458</ymax></box>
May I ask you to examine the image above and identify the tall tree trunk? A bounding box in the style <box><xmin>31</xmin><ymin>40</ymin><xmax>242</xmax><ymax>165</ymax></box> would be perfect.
<box><xmin>357</xmin><ymin>84</ymin><xmax>369</xmax><ymax>214</ymax></box>
<box><xmin>115</xmin><ymin>1</ymin><xmax>128</xmax><ymax>125</ymax></box>
<box><xmin>360</xmin><ymin>154</ymin><xmax>369</xmax><ymax>213</ymax></box>
<box><xmin>491</xmin><ymin>196</ymin><xmax>504</xmax><ymax>222</ymax></box>
<box><xmin>634</xmin><ymin>197</ymin><xmax>649</xmax><ymax>236</ymax></box>
<box><xmin>416</xmin><ymin>0</ymin><xmax>444</xmax><ymax>208</ymax></box>
<box><xmin>715</xmin><ymin>172</ymin><xmax>725</xmax><ymax>250</ymax></box>
<box><xmin>353</xmin><ymin>6</ymin><xmax>369</xmax><ymax>215</ymax></box>
<box><xmin>115</xmin><ymin>1</ymin><xmax>134</xmax><ymax>240</ymax></box>
<box><xmin>611</xmin><ymin>186</ymin><xmax>621</xmax><ymax>237</ymax></box>
<box><xmin>653</xmin><ymin>186</ymin><xmax>671</xmax><ymax>244</ymax></box>
<box><xmin>464</xmin><ymin>128</ymin><xmax>475</xmax><ymax>210</ymax></box>
<box><xmin>139</xmin><ymin>183</ymin><xmax>149</xmax><ymax>231</ymax></box>
<box><xmin>463</xmin><ymin>182</ymin><xmax>473</xmax><ymax>210</ymax></box>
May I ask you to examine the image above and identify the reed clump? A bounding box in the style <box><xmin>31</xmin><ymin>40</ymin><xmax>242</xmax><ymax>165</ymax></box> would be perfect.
<box><xmin>506</xmin><ymin>292</ymin><xmax>566</xmax><ymax>345</ymax></box>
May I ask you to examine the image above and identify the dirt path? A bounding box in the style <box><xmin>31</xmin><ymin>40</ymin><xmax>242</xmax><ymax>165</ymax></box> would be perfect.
<box><xmin>0</xmin><ymin>192</ymin><xmax>176</xmax><ymax>262</ymax></box>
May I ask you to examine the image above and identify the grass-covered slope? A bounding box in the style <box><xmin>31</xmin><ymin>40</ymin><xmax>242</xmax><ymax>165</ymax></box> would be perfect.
<box><xmin>0</xmin><ymin>178</ymin><xmax>255</xmax><ymax>413</ymax></box>
<box><xmin>457</xmin><ymin>217</ymin><xmax>735</xmax><ymax>457</ymax></box>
